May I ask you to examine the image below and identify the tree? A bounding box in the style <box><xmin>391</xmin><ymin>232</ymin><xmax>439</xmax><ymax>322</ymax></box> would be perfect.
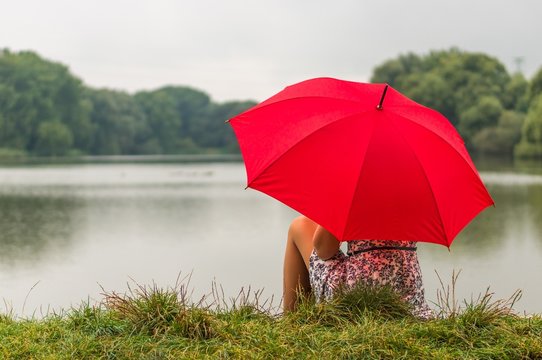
<box><xmin>163</xmin><ymin>86</ymin><xmax>211</xmax><ymax>143</ymax></box>
<box><xmin>370</xmin><ymin>48</ymin><xmax>529</xmax><ymax>154</ymax></box>
<box><xmin>371</xmin><ymin>49</ymin><xmax>512</xmax><ymax>126</ymax></box>
<box><xmin>86</xmin><ymin>89</ymin><xmax>149</xmax><ymax>155</ymax></box>
<box><xmin>472</xmin><ymin>110</ymin><xmax>524</xmax><ymax>156</ymax></box>
<box><xmin>135</xmin><ymin>86</ymin><xmax>234</xmax><ymax>153</ymax></box>
<box><xmin>135</xmin><ymin>89</ymin><xmax>184</xmax><ymax>154</ymax></box>
<box><xmin>397</xmin><ymin>72</ymin><xmax>455</xmax><ymax>122</ymax></box>
<box><xmin>0</xmin><ymin>49</ymin><xmax>92</xmax><ymax>155</ymax></box>
<box><xmin>0</xmin><ymin>49</ymin><xmax>258</xmax><ymax>156</ymax></box>
<box><xmin>196</xmin><ymin>100</ymin><xmax>257</xmax><ymax>152</ymax></box>
<box><xmin>503</xmin><ymin>73</ymin><xmax>529</xmax><ymax>112</ymax></box>
<box><xmin>34</xmin><ymin>121</ymin><xmax>74</xmax><ymax>156</ymax></box>
<box><xmin>0</xmin><ymin>83</ymin><xmax>26</xmax><ymax>149</ymax></box>
<box><xmin>515</xmin><ymin>95</ymin><xmax>542</xmax><ymax>158</ymax></box>
<box><xmin>458</xmin><ymin>96</ymin><xmax>503</xmax><ymax>144</ymax></box>
<box><xmin>528</xmin><ymin>66</ymin><xmax>542</xmax><ymax>104</ymax></box>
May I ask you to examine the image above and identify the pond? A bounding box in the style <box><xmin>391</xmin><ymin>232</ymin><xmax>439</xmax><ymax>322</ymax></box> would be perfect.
<box><xmin>0</xmin><ymin>159</ymin><xmax>541</xmax><ymax>316</ymax></box>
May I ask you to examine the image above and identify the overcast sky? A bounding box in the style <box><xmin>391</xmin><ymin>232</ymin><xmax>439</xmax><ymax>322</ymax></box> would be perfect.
<box><xmin>1</xmin><ymin>0</ymin><xmax>541</xmax><ymax>102</ymax></box>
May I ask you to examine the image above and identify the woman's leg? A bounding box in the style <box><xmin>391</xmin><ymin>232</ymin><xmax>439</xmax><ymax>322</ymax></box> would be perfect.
<box><xmin>283</xmin><ymin>216</ymin><xmax>318</xmax><ymax>312</ymax></box>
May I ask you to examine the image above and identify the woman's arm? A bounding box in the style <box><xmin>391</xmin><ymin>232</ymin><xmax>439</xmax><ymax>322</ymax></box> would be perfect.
<box><xmin>313</xmin><ymin>226</ymin><xmax>340</xmax><ymax>260</ymax></box>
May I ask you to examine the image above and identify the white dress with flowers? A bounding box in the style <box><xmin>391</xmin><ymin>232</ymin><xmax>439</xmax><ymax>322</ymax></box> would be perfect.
<box><xmin>309</xmin><ymin>239</ymin><xmax>433</xmax><ymax>319</ymax></box>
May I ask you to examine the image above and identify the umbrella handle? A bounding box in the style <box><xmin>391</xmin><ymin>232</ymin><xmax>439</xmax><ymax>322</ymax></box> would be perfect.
<box><xmin>376</xmin><ymin>85</ymin><xmax>389</xmax><ymax>110</ymax></box>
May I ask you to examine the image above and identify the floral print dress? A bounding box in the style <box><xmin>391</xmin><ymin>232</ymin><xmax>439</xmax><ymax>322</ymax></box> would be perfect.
<box><xmin>309</xmin><ymin>239</ymin><xmax>433</xmax><ymax>319</ymax></box>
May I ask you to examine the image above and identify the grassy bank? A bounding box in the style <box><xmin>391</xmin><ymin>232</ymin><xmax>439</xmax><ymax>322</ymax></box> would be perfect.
<box><xmin>0</xmin><ymin>281</ymin><xmax>541</xmax><ymax>359</ymax></box>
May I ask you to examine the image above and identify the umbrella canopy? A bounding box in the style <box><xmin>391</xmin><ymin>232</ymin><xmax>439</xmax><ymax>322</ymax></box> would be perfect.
<box><xmin>228</xmin><ymin>77</ymin><xmax>493</xmax><ymax>247</ymax></box>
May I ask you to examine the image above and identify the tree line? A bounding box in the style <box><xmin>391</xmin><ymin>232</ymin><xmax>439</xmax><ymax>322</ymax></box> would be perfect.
<box><xmin>371</xmin><ymin>48</ymin><xmax>542</xmax><ymax>158</ymax></box>
<box><xmin>0</xmin><ymin>49</ymin><xmax>255</xmax><ymax>157</ymax></box>
<box><xmin>1</xmin><ymin>48</ymin><xmax>541</xmax><ymax>158</ymax></box>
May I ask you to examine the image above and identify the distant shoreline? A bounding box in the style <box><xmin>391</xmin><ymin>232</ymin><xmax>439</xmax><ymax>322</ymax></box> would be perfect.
<box><xmin>0</xmin><ymin>153</ymin><xmax>244</xmax><ymax>165</ymax></box>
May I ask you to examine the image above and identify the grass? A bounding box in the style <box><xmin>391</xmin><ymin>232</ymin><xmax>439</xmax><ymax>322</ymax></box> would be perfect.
<box><xmin>0</xmin><ymin>274</ymin><xmax>541</xmax><ymax>359</ymax></box>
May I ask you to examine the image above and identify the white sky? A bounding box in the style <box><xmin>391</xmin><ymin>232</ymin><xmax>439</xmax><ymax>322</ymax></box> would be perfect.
<box><xmin>1</xmin><ymin>0</ymin><xmax>541</xmax><ymax>102</ymax></box>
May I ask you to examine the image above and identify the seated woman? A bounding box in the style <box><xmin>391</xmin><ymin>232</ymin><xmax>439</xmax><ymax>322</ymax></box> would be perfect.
<box><xmin>283</xmin><ymin>216</ymin><xmax>433</xmax><ymax>319</ymax></box>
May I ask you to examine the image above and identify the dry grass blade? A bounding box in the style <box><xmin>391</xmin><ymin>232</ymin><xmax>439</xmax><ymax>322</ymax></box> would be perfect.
<box><xmin>434</xmin><ymin>269</ymin><xmax>461</xmax><ymax>318</ymax></box>
<box><xmin>433</xmin><ymin>269</ymin><xmax>523</xmax><ymax>325</ymax></box>
<box><xmin>460</xmin><ymin>288</ymin><xmax>522</xmax><ymax>328</ymax></box>
<box><xmin>206</xmin><ymin>278</ymin><xmax>280</xmax><ymax>317</ymax></box>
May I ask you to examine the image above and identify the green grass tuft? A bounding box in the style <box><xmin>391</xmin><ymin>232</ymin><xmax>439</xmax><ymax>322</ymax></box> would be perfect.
<box><xmin>458</xmin><ymin>288</ymin><xmax>522</xmax><ymax>329</ymax></box>
<box><xmin>69</xmin><ymin>303</ymin><xmax>127</xmax><ymax>336</ymax></box>
<box><xmin>331</xmin><ymin>282</ymin><xmax>414</xmax><ymax>320</ymax></box>
<box><xmin>286</xmin><ymin>283</ymin><xmax>413</xmax><ymax>328</ymax></box>
<box><xmin>103</xmin><ymin>281</ymin><xmax>216</xmax><ymax>339</ymax></box>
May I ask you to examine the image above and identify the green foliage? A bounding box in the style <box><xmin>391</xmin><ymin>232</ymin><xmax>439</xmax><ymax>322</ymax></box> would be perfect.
<box><xmin>394</xmin><ymin>72</ymin><xmax>456</xmax><ymax>122</ymax></box>
<box><xmin>136</xmin><ymin>87</ymin><xmax>257</xmax><ymax>154</ymax></box>
<box><xmin>0</xmin><ymin>147</ymin><xmax>27</xmax><ymax>159</ymax></box>
<box><xmin>134</xmin><ymin>88</ymin><xmax>183</xmax><ymax>154</ymax></box>
<box><xmin>0</xmin><ymin>49</ymin><xmax>91</xmax><ymax>154</ymax></box>
<box><xmin>0</xmin><ymin>49</ymin><xmax>255</xmax><ymax>157</ymax></box>
<box><xmin>86</xmin><ymin>88</ymin><xmax>148</xmax><ymax>155</ymax></box>
<box><xmin>370</xmin><ymin>48</ymin><xmax>530</xmax><ymax>150</ymax></box>
<box><xmin>134</xmin><ymin>86</ymin><xmax>225</xmax><ymax>154</ymax></box>
<box><xmin>528</xmin><ymin>66</ymin><xmax>542</xmax><ymax>104</ymax></box>
<box><xmin>515</xmin><ymin>95</ymin><xmax>542</xmax><ymax>158</ymax></box>
<box><xmin>2</xmin><ymin>47</ymin><xmax>540</xmax><ymax>158</ymax></box>
<box><xmin>34</xmin><ymin>121</ymin><xmax>73</xmax><ymax>156</ymax></box>
<box><xmin>198</xmin><ymin>101</ymin><xmax>257</xmax><ymax>151</ymax></box>
<box><xmin>503</xmin><ymin>73</ymin><xmax>530</xmax><ymax>112</ymax></box>
<box><xmin>458</xmin><ymin>96</ymin><xmax>503</xmax><ymax>143</ymax></box>
<box><xmin>472</xmin><ymin>110</ymin><xmax>524</xmax><ymax>156</ymax></box>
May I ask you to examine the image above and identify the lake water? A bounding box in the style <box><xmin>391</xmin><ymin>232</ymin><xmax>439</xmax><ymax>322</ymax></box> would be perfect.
<box><xmin>0</xmin><ymin>159</ymin><xmax>541</xmax><ymax>317</ymax></box>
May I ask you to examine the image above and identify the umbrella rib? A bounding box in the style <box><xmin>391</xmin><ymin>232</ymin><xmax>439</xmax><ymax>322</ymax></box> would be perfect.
<box><xmin>246</xmin><ymin>110</ymin><xmax>373</xmax><ymax>189</ymax></box>
<box><xmin>387</xmin><ymin>114</ymin><xmax>450</xmax><ymax>246</ymax></box>
<box><xmin>390</xmin><ymin>108</ymin><xmax>490</xmax><ymax>191</ymax></box>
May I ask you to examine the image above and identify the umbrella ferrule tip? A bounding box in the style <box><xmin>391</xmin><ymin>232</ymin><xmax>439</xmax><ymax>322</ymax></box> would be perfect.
<box><xmin>376</xmin><ymin>105</ymin><xmax>383</xmax><ymax>111</ymax></box>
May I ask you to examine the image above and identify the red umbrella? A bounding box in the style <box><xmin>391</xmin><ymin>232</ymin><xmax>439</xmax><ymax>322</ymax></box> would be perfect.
<box><xmin>228</xmin><ymin>77</ymin><xmax>493</xmax><ymax>247</ymax></box>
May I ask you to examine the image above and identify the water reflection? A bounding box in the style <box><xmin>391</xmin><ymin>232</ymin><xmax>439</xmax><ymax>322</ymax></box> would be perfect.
<box><xmin>0</xmin><ymin>195</ymin><xmax>79</xmax><ymax>266</ymax></box>
<box><xmin>444</xmin><ymin>184</ymin><xmax>530</xmax><ymax>254</ymax></box>
<box><xmin>526</xmin><ymin>185</ymin><xmax>542</xmax><ymax>249</ymax></box>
